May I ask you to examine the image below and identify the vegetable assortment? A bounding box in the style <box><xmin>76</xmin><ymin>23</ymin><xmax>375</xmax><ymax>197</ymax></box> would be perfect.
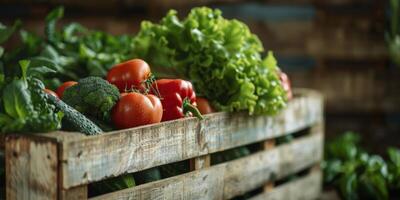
<box><xmin>1</xmin><ymin>7</ymin><xmax>291</xmax><ymax>134</ymax></box>
<box><xmin>0</xmin><ymin>6</ymin><xmax>293</xmax><ymax>197</ymax></box>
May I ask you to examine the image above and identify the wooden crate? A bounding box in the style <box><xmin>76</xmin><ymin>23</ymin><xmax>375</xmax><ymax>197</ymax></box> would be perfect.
<box><xmin>4</xmin><ymin>89</ymin><xmax>324</xmax><ymax>200</ymax></box>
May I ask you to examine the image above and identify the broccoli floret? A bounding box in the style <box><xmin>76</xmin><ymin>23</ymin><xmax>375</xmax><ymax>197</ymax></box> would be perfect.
<box><xmin>62</xmin><ymin>76</ymin><xmax>120</xmax><ymax>122</ymax></box>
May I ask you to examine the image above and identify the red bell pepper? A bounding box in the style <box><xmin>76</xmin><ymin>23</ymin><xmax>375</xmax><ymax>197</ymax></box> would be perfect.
<box><xmin>151</xmin><ymin>79</ymin><xmax>203</xmax><ymax>121</ymax></box>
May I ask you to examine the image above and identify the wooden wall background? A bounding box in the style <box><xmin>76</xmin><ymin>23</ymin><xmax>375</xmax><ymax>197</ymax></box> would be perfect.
<box><xmin>0</xmin><ymin>0</ymin><xmax>398</xmax><ymax>153</ymax></box>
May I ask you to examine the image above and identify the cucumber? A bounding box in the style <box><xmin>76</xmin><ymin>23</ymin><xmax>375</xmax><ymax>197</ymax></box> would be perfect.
<box><xmin>46</xmin><ymin>94</ymin><xmax>103</xmax><ymax>135</ymax></box>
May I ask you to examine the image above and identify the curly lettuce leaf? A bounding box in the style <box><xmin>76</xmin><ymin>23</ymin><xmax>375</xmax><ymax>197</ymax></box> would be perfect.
<box><xmin>133</xmin><ymin>7</ymin><xmax>287</xmax><ymax>115</ymax></box>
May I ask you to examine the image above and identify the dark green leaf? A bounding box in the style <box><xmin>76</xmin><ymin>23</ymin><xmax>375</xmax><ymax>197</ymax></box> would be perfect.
<box><xmin>339</xmin><ymin>173</ymin><xmax>358</xmax><ymax>200</ymax></box>
<box><xmin>27</xmin><ymin>65</ymin><xmax>56</xmax><ymax>77</ymax></box>
<box><xmin>45</xmin><ymin>7</ymin><xmax>64</xmax><ymax>43</ymax></box>
<box><xmin>0</xmin><ymin>20</ymin><xmax>21</xmax><ymax>44</ymax></box>
<box><xmin>360</xmin><ymin>173</ymin><xmax>389</xmax><ymax>200</ymax></box>
<box><xmin>2</xmin><ymin>78</ymin><xmax>32</xmax><ymax>119</ymax></box>
<box><xmin>388</xmin><ymin>148</ymin><xmax>400</xmax><ymax>166</ymax></box>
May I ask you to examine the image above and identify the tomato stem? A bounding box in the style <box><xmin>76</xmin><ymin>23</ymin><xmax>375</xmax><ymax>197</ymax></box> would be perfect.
<box><xmin>182</xmin><ymin>98</ymin><xmax>203</xmax><ymax>120</ymax></box>
<box><xmin>147</xmin><ymin>74</ymin><xmax>162</xmax><ymax>97</ymax></box>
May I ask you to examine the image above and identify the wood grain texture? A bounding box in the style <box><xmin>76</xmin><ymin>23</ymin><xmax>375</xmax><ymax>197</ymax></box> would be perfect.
<box><xmin>249</xmin><ymin>170</ymin><xmax>322</xmax><ymax>200</ymax></box>
<box><xmin>57</xmin><ymin>89</ymin><xmax>323</xmax><ymax>189</ymax></box>
<box><xmin>5</xmin><ymin>135</ymin><xmax>58</xmax><ymax>200</ymax></box>
<box><xmin>190</xmin><ymin>155</ymin><xmax>211</xmax><ymax>170</ymax></box>
<box><xmin>60</xmin><ymin>186</ymin><xmax>88</xmax><ymax>200</ymax></box>
<box><xmin>89</xmin><ymin>133</ymin><xmax>322</xmax><ymax>200</ymax></box>
<box><xmin>262</xmin><ymin>139</ymin><xmax>276</xmax><ymax>192</ymax></box>
<box><xmin>223</xmin><ymin>133</ymin><xmax>323</xmax><ymax>199</ymax></box>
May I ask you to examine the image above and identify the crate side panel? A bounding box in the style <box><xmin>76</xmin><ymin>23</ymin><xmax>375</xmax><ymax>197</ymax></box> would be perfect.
<box><xmin>89</xmin><ymin>134</ymin><xmax>322</xmax><ymax>200</ymax></box>
<box><xmin>223</xmin><ymin>133</ymin><xmax>322</xmax><ymax>199</ymax></box>
<box><xmin>6</xmin><ymin>135</ymin><xmax>58</xmax><ymax>200</ymax></box>
<box><xmin>61</xmin><ymin>90</ymin><xmax>323</xmax><ymax>188</ymax></box>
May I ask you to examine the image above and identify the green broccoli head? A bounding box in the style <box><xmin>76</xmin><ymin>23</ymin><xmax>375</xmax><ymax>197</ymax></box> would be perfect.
<box><xmin>62</xmin><ymin>76</ymin><xmax>120</xmax><ymax>122</ymax></box>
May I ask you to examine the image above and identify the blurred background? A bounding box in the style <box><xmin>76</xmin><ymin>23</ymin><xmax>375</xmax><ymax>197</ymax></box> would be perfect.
<box><xmin>0</xmin><ymin>0</ymin><xmax>397</xmax><ymax>153</ymax></box>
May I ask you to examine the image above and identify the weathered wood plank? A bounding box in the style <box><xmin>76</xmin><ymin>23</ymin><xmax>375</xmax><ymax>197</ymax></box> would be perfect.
<box><xmin>58</xmin><ymin>89</ymin><xmax>322</xmax><ymax>189</ymax></box>
<box><xmin>60</xmin><ymin>186</ymin><xmax>88</xmax><ymax>200</ymax></box>
<box><xmin>249</xmin><ymin>170</ymin><xmax>322</xmax><ymax>200</ymax></box>
<box><xmin>262</xmin><ymin>139</ymin><xmax>276</xmax><ymax>192</ymax></box>
<box><xmin>223</xmin><ymin>134</ymin><xmax>322</xmax><ymax>199</ymax></box>
<box><xmin>190</xmin><ymin>155</ymin><xmax>211</xmax><ymax>170</ymax></box>
<box><xmin>6</xmin><ymin>135</ymin><xmax>58</xmax><ymax>200</ymax></box>
<box><xmin>89</xmin><ymin>133</ymin><xmax>322</xmax><ymax>200</ymax></box>
<box><xmin>91</xmin><ymin>165</ymin><xmax>225</xmax><ymax>200</ymax></box>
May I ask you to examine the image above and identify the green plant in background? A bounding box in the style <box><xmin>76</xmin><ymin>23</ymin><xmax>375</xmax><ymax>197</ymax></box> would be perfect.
<box><xmin>1</xmin><ymin>7</ymin><xmax>136</xmax><ymax>90</ymax></box>
<box><xmin>386</xmin><ymin>0</ymin><xmax>400</xmax><ymax>66</ymax></box>
<box><xmin>323</xmin><ymin>132</ymin><xmax>400</xmax><ymax>200</ymax></box>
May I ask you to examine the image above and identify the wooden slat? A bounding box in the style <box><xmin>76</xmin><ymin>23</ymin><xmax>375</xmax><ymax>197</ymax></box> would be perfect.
<box><xmin>5</xmin><ymin>135</ymin><xmax>58</xmax><ymax>200</ymax></box>
<box><xmin>262</xmin><ymin>139</ymin><xmax>276</xmax><ymax>192</ymax></box>
<box><xmin>57</xmin><ymin>89</ymin><xmax>322</xmax><ymax>189</ymax></box>
<box><xmin>89</xmin><ymin>133</ymin><xmax>323</xmax><ymax>200</ymax></box>
<box><xmin>249</xmin><ymin>170</ymin><xmax>322</xmax><ymax>200</ymax></box>
<box><xmin>60</xmin><ymin>186</ymin><xmax>87</xmax><ymax>200</ymax></box>
<box><xmin>190</xmin><ymin>155</ymin><xmax>211</xmax><ymax>170</ymax></box>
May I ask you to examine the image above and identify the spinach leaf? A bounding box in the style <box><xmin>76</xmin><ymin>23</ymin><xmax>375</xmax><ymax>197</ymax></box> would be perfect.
<box><xmin>2</xmin><ymin>60</ymin><xmax>33</xmax><ymax>119</ymax></box>
<box><xmin>0</xmin><ymin>60</ymin><xmax>62</xmax><ymax>133</ymax></box>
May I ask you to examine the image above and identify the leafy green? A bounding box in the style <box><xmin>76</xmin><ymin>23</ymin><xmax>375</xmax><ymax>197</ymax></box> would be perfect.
<box><xmin>323</xmin><ymin>132</ymin><xmax>400</xmax><ymax>200</ymax></box>
<box><xmin>1</xmin><ymin>7</ymin><xmax>135</xmax><ymax>89</ymax></box>
<box><xmin>0</xmin><ymin>60</ymin><xmax>63</xmax><ymax>133</ymax></box>
<box><xmin>133</xmin><ymin>7</ymin><xmax>287</xmax><ymax>115</ymax></box>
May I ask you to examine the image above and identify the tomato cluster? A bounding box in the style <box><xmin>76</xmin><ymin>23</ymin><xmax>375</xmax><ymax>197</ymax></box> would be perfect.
<box><xmin>49</xmin><ymin>59</ymin><xmax>214</xmax><ymax>130</ymax></box>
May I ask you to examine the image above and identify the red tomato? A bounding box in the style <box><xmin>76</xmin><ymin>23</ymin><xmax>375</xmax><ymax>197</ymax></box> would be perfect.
<box><xmin>107</xmin><ymin>59</ymin><xmax>151</xmax><ymax>92</ymax></box>
<box><xmin>112</xmin><ymin>93</ymin><xmax>163</xmax><ymax>129</ymax></box>
<box><xmin>196</xmin><ymin>97</ymin><xmax>215</xmax><ymax>114</ymax></box>
<box><xmin>57</xmin><ymin>81</ymin><xmax>78</xmax><ymax>98</ymax></box>
<box><xmin>44</xmin><ymin>89</ymin><xmax>59</xmax><ymax>98</ymax></box>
